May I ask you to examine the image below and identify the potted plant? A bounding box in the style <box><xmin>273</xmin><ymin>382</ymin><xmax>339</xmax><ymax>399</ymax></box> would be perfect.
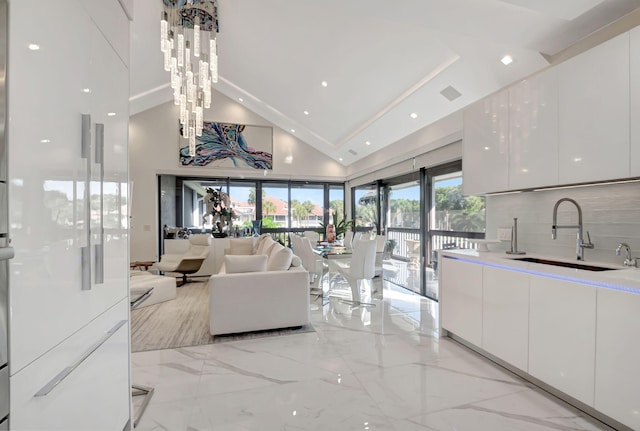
<box><xmin>319</xmin><ymin>213</ymin><xmax>353</xmax><ymax>240</ymax></box>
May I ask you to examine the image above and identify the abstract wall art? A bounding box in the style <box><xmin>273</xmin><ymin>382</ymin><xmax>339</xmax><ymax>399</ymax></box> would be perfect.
<box><xmin>179</xmin><ymin>122</ymin><xmax>273</xmax><ymax>170</ymax></box>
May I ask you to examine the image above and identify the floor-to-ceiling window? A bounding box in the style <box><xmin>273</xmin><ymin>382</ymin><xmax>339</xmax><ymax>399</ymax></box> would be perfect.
<box><xmin>157</xmin><ymin>175</ymin><xmax>345</xmax><ymax>250</ymax></box>
<box><xmin>351</xmin><ymin>160</ymin><xmax>485</xmax><ymax>300</ymax></box>
<box><xmin>353</xmin><ymin>183</ymin><xmax>379</xmax><ymax>232</ymax></box>
<box><xmin>290</xmin><ymin>183</ymin><xmax>324</xmax><ymax>229</ymax></box>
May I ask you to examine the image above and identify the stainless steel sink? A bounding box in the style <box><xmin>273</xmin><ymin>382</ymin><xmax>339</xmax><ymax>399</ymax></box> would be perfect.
<box><xmin>512</xmin><ymin>257</ymin><xmax>619</xmax><ymax>272</ymax></box>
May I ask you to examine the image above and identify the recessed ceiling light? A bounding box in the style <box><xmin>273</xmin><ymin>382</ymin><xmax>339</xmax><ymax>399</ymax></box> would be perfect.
<box><xmin>321</xmin><ymin>81</ymin><xmax>328</xmax><ymax>87</ymax></box>
<box><xmin>28</xmin><ymin>43</ymin><xmax>40</xmax><ymax>51</ymax></box>
<box><xmin>290</xmin><ymin>129</ymin><xmax>295</xmax><ymax>133</ymax></box>
<box><xmin>107</xmin><ymin>112</ymin><xmax>116</xmax><ymax>117</ymax></box>
<box><xmin>238</xmin><ymin>97</ymin><xmax>244</xmax><ymax>102</ymax></box>
<box><xmin>338</xmin><ymin>157</ymin><xmax>343</xmax><ymax>161</ymax></box>
<box><xmin>365</xmin><ymin>141</ymin><xmax>371</xmax><ymax>146</ymax></box>
<box><xmin>410</xmin><ymin>112</ymin><xmax>418</xmax><ymax>119</ymax></box>
<box><xmin>40</xmin><ymin>139</ymin><xmax>51</xmax><ymax>144</ymax></box>
<box><xmin>501</xmin><ymin>55</ymin><xmax>513</xmax><ymax>65</ymax></box>
<box><xmin>303</xmin><ymin>110</ymin><xmax>309</xmax><ymax>116</ymax></box>
<box><xmin>82</xmin><ymin>88</ymin><xmax>91</xmax><ymax>93</ymax></box>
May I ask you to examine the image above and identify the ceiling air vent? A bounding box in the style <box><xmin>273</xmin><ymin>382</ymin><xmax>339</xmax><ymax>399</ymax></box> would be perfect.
<box><xmin>440</xmin><ymin>85</ymin><xmax>462</xmax><ymax>102</ymax></box>
<box><xmin>348</xmin><ymin>149</ymin><xmax>358</xmax><ymax>155</ymax></box>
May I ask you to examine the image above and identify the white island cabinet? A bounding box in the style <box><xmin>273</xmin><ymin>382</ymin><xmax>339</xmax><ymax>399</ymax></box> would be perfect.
<box><xmin>7</xmin><ymin>0</ymin><xmax>131</xmax><ymax>429</ymax></box>
<box><xmin>481</xmin><ymin>266</ymin><xmax>529</xmax><ymax>372</ymax></box>
<box><xmin>440</xmin><ymin>257</ymin><xmax>483</xmax><ymax>346</ymax></box>
<box><xmin>462</xmin><ymin>90</ymin><xmax>509</xmax><ymax>196</ymax></box>
<box><xmin>594</xmin><ymin>288</ymin><xmax>640</xmax><ymax>430</ymax></box>
<box><xmin>557</xmin><ymin>32</ymin><xmax>630</xmax><ymax>184</ymax></box>
<box><xmin>528</xmin><ymin>276</ymin><xmax>596</xmax><ymax>406</ymax></box>
<box><xmin>440</xmin><ymin>251</ymin><xmax>640</xmax><ymax>430</ymax></box>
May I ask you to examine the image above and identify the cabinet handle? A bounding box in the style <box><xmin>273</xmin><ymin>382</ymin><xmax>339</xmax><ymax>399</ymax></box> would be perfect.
<box><xmin>81</xmin><ymin>114</ymin><xmax>92</xmax><ymax>291</ymax></box>
<box><xmin>0</xmin><ymin>246</ymin><xmax>14</xmax><ymax>261</ymax></box>
<box><xmin>34</xmin><ymin>320</ymin><xmax>127</xmax><ymax>397</ymax></box>
<box><xmin>94</xmin><ymin>123</ymin><xmax>104</xmax><ymax>284</ymax></box>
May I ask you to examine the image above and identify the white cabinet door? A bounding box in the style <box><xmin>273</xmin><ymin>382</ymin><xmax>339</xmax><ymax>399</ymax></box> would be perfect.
<box><xmin>440</xmin><ymin>257</ymin><xmax>483</xmax><ymax>346</ymax></box>
<box><xmin>557</xmin><ymin>32</ymin><xmax>630</xmax><ymax>184</ymax></box>
<box><xmin>594</xmin><ymin>288</ymin><xmax>640</xmax><ymax>430</ymax></box>
<box><xmin>529</xmin><ymin>276</ymin><xmax>596</xmax><ymax>406</ymax></box>
<box><xmin>482</xmin><ymin>266</ymin><xmax>529</xmax><ymax>372</ymax></box>
<box><xmin>10</xmin><ymin>299</ymin><xmax>130</xmax><ymax>431</ymax></box>
<box><xmin>8</xmin><ymin>0</ymin><xmax>128</xmax><ymax>374</ymax></box>
<box><xmin>508</xmin><ymin>68</ymin><xmax>559</xmax><ymax>190</ymax></box>
<box><xmin>462</xmin><ymin>90</ymin><xmax>509</xmax><ymax>195</ymax></box>
<box><xmin>630</xmin><ymin>26</ymin><xmax>640</xmax><ymax>176</ymax></box>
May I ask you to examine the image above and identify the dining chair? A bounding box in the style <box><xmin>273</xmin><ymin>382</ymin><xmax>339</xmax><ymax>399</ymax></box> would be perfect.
<box><xmin>343</xmin><ymin>231</ymin><xmax>354</xmax><ymax>249</ymax></box>
<box><xmin>303</xmin><ymin>230</ymin><xmax>320</xmax><ymax>245</ymax></box>
<box><xmin>297</xmin><ymin>237</ymin><xmax>324</xmax><ymax>290</ymax></box>
<box><xmin>374</xmin><ymin>235</ymin><xmax>386</xmax><ymax>278</ymax></box>
<box><xmin>335</xmin><ymin>238</ymin><xmax>377</xmax><ymax>307</ymax></box>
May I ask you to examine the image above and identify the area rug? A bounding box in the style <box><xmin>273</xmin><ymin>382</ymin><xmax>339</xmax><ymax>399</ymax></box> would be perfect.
<box><xmin>131</xmin><ymin>281</ymin><xmax>315</xmax><ymax>353</ymax></box>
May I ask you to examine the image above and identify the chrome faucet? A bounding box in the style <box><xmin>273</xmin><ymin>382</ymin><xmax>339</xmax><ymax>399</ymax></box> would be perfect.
<box><xmin>615</xmin><ymin>243</ymin><xmax>637</xmax><ymax>267</ymax></box>
<box><xmin>551</xmin><ymin>197</ymin><xmax>594</xmax><ymax>261</ymax></box>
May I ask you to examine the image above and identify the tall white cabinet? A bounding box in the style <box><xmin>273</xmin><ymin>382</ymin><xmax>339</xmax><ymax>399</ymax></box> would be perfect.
<box><xmin>556</xmin><ymin>32</ymin><xmax>630</xmax><ymax>185</ymax></box>
<box><xmin>7</xmin><ymin>1</ymin><xmax>131</xmax><ymax>429</ymax></box>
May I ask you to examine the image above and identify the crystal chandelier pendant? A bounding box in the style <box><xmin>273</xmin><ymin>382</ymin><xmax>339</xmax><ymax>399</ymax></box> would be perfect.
<box><xmin>161</xmin><ymin>0</ymin><xmax>219</xmax><ymax>157</ymax></box>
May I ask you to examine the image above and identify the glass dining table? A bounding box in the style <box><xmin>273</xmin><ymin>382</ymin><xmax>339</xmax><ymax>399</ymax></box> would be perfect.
<box><xmin>312</xmin><ymin>242</ymin><xmax>352</xmax><ymax>260</ymax></box>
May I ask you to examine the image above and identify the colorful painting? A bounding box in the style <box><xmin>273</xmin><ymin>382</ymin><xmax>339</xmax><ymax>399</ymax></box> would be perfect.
<box><xmin>179</xmin><ymin>122</ymin><xmax>273</xmax><ymax>170</ymax></box>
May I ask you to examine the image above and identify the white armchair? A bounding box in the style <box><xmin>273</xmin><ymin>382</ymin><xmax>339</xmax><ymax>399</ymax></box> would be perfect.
<box><xmin>157</xmin><ymin>234</ymin><xmax>210</xmax><ymax>286</ymax></box>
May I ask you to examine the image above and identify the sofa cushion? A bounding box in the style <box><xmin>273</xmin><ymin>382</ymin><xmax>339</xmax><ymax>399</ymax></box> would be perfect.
<box><xmin>224</xmin><ymin>255</ymin><xmax>268</xmax><ymax>273</ymax></box>
<box><xmin>267</xmin><ymin>243</ymin><xmax>294</xmax><ymax>271</ymax></box>
<box><xmin>229</xmin><ymin>238</ymin><xmax>255</xmax><ymax>255</ymax></box>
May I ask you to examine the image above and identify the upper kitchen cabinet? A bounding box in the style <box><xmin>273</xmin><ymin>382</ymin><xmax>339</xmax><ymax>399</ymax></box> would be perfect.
<box><xmin>557</xmin><ymin>32</ymin><xmax>630</xmax><ymax>184</ymax></box>
<box><xmin>462</xmin><ymin>89</ymin><xmax>509</xmax><ymax>195</ymax></box>
<box><xmin>508</xmin><ymin>68</ymin><xmax>559</xmax><ymax>190</ymax></box>
<box><xmin>630</xmin><ymin>26</ymin><xmax>640</xmax><ymax>176</ymax></box>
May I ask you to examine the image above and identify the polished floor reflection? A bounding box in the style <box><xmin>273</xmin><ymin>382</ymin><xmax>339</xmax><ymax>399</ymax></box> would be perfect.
<box><xmin>131</xmin><ymin>277</ymin><xmax>614</xmax><ymax>431</ymax></box>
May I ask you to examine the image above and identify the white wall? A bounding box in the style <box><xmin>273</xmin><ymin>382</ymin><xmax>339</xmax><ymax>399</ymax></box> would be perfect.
<box><xmin>486</xmin><ymin>181</ymin><xmax>640</xmax><ymax>265</ymax></box>
<box><xmin>129</xmin><ymin>92</ymin><xmax>346</xmax><ymax>261</ymax></box>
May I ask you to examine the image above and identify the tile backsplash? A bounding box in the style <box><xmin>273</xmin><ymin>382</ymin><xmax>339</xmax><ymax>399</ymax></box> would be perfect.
<box><xmin>485</xmin><ymin>181</ymin><xmax>640</xmax><ymax>265</ymax></box>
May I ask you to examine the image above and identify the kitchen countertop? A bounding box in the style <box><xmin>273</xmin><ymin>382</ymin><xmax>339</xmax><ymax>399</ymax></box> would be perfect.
<box><xmin>439</xmin><ymin>249</ymin><xmax>640</xmax><ymax>294</ymax></box>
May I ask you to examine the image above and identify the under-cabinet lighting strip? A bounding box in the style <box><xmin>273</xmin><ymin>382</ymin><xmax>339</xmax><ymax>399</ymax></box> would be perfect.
<box><xmin>444</xmin><ymin>255</ymin><xmax>640</xmax><ymax>295</ymax></box>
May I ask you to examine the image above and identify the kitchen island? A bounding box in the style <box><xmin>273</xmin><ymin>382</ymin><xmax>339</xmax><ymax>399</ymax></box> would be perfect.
<box><xmin>439</xmin><ymin>249</ymin><xmax>640</xmax><ymax>431</ymax></box>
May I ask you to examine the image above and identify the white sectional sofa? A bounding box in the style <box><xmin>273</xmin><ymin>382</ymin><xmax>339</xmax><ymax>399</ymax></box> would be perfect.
<box><xmin>208</xmin><ymin>235</ymin><xmax>310</xmax><ymax>336</ymax></box>
<box><xmin>130</xmin><ymin>271</ymin><xmax>177</xmax><ymax>307</ymax></box>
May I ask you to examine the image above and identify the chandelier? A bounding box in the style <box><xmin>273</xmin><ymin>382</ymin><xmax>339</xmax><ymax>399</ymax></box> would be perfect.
<box><xmin>160</xmin><ymin>0</ymin><xmax>219</xmax><ymax>156</ymax></box>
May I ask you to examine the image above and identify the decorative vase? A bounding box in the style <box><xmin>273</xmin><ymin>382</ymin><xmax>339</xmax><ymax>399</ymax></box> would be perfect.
<box><xmin>211</xmin><ymin>232</ymin><xmax>228</xmax><ymax>238</ymax></box>
<box><xmin>326</xmin><ymin>224</ymin><xmax>336</xmax><ymax>243</ymax></box>
<box><xmin>252</xmin><ymin>219</ymin><xmax>262</xmax><ymax>237</ymax></box>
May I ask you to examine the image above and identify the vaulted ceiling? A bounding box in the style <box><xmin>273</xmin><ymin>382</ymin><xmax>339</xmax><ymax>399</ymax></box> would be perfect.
<box><xmin>130</xmin><ymin>0</ymin><xmax>640</xmax><ymax>166</ymax></box>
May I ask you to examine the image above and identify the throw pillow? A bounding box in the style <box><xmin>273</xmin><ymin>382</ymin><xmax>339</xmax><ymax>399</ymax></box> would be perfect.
<box><xmin>257</xmin><ymin>237</ymin><xmax>276</xmax><ymax>256</ymax></box>
<box><xmin>267</xmin><ymin>244</ymin><xmax>294</xmax><ymax>271</ymax></box>
<box><xmin>229</xmin><ymin>238</ymin><xmax>254</xmax><ymax>255</ymax></box>
<box><xmin>224</xmin><ymin>255</ymin><xmax>268</xmax><ymax>273</ymax></box>
<box><xmin>290</xmin><ymin>255</ymin><xmax>302</xmax><ymax>267</ymax></box>
<box><xmin>253</xmin><ymin>233</ymin><xmax>271</xmax><ymax>254</ymax></box>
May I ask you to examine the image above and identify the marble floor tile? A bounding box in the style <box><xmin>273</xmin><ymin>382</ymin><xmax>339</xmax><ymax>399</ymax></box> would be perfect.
<box><xmin>131</xmin><ymin>281</ymin><xmax>615</xmax><ymax>431</ymax></box>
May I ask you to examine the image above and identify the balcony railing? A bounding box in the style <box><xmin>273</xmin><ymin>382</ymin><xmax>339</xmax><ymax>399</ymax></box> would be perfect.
<box><xmin>386</xmin><ymin>227</ymin><xmax>484</xmax><ymax>263</ymax></box>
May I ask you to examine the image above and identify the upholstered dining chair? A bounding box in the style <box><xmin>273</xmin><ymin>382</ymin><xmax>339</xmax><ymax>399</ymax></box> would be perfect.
<box><xmin>303</xmin><ymin>230</ymin><xmax>320</xmax><ymax>245</ymax></box>
<box><xmin>296</xmin><ymin>237</ymin><xmax>324</xmax><ymax>290</ymax></box>
<box><xmin>335</xmin><ymin>238</ymin><xmax>377</xmax><ymax>307</ymax></box>
<box><xmin>374</xmin><ymin>235</ymin><xmax>386</xmax><ymax>278</ymax></box>
<box><xmin>343</xmin><ymin>231</ymin><xmax>354</xmax><ymax>249</ymax></box>
<box><xmin>157</xmin><ymin>234</ymin><xmax>210</xmax><ymax>286</ymax></box>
